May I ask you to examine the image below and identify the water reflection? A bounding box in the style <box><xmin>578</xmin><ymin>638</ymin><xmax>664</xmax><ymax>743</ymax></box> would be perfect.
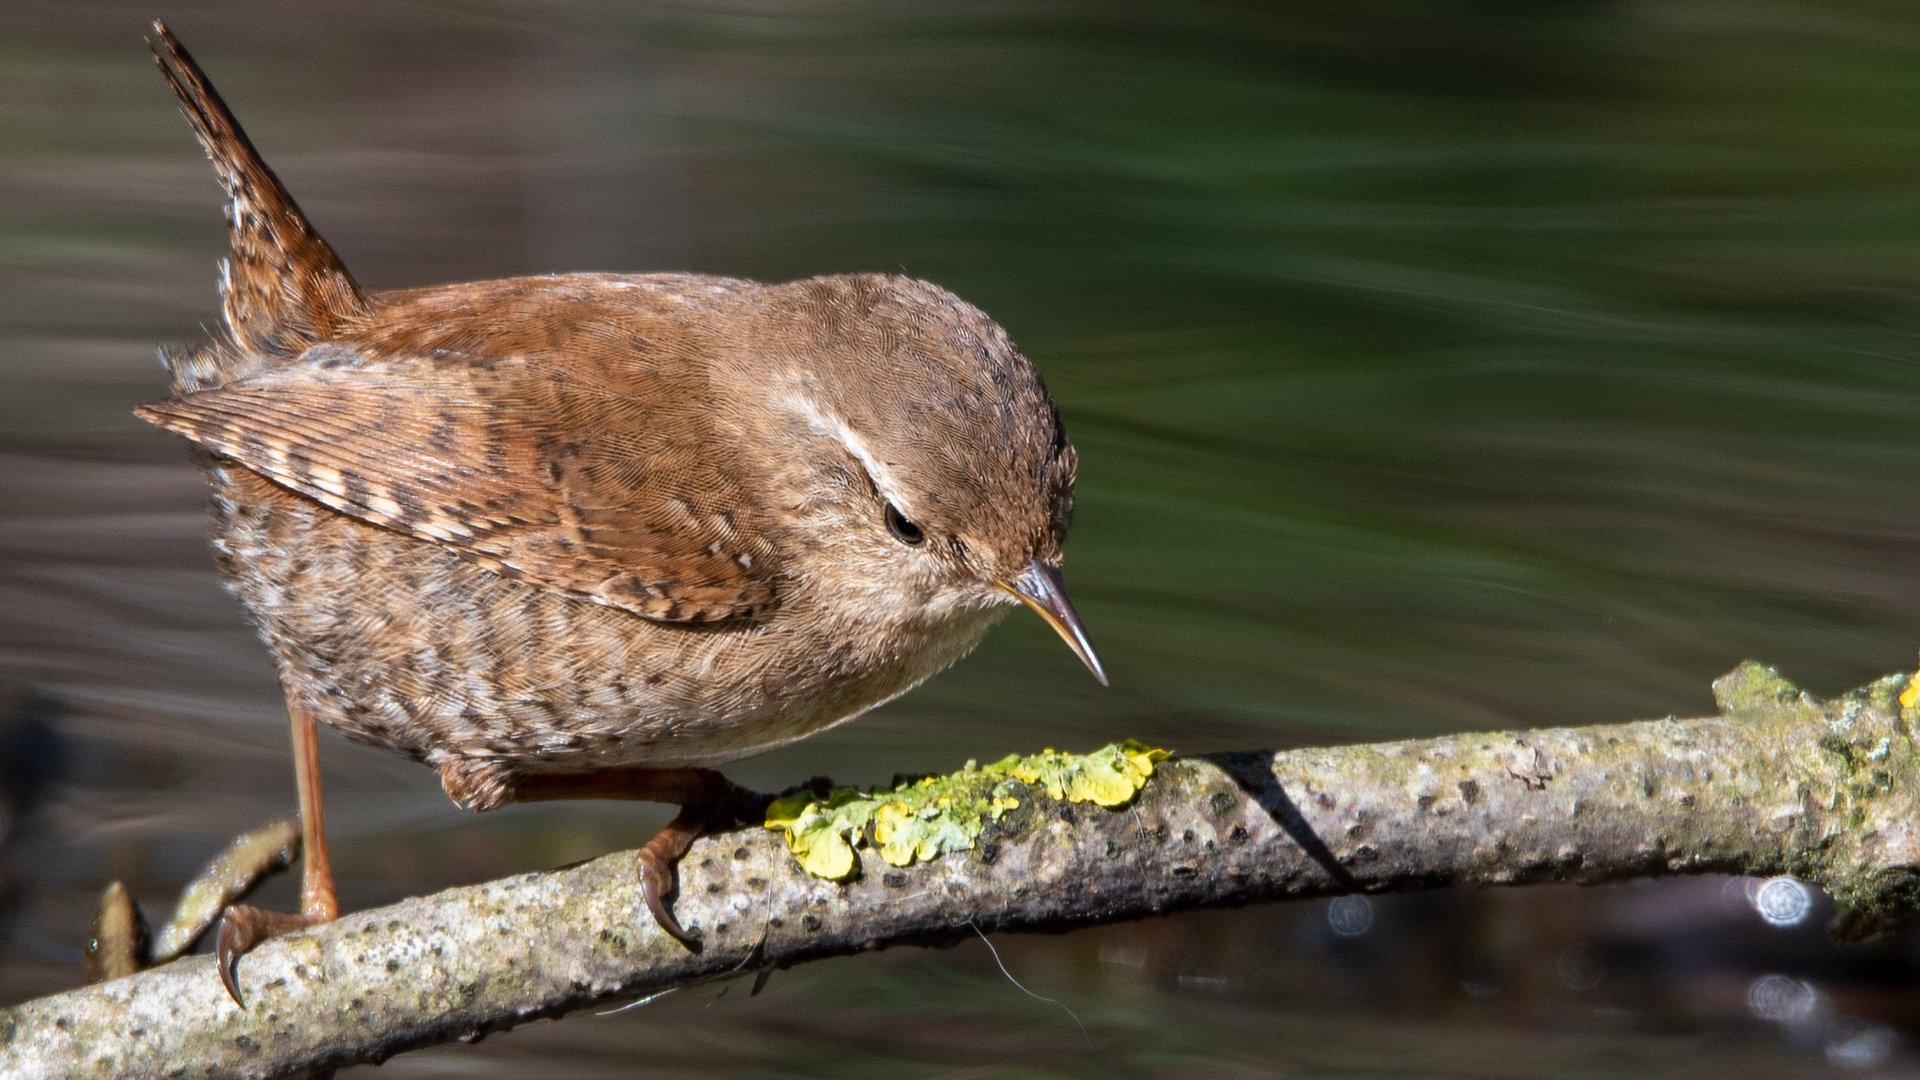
<box><xmin>1325</xmin><ymin>894</ymin><xmax>1373</xmax><ymax>938</ymax></box>
<box><xmin>3</xmin><ymin>0</ymin><xmax>1919</xmax><ymax>1074</ymax></box>
<box><xmin>1552</xmin><ymin>942</ymin><xmax>1605</xmax><ymax>993</ymax></box>
<box><xmin>1825</xmin><ymin>1018</ymin><xmax>1900</xmax><ymax>1071</ymax></box>
<box><xmin>1747</xmin><ymin>973</ymin><xmax>1821</xmax><ymax>1025</ymax></box>
<box><xmin>1753</xmin><ymin>877</ymin><xmax>1814</xmax><ymax>929</ymax></box>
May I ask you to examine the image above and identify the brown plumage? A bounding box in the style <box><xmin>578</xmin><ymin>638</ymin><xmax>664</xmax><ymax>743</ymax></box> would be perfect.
<box><xmin>141</xmin><ymin>22</ymin><xmax>1102</xmax><ymax>1001</ymax></box>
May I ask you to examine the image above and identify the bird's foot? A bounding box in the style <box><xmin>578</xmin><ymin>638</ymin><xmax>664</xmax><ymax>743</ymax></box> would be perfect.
<box><xmin>634</xmin><ymin>775</ymin><xmax>772</xmax><ymax>950</ymax></box>
<box><xmin>215</xmin><ymin>900</ymin><xmax>335</xmax><ymax>1007</ymax></box>
<box><xmin>480</xmin><ymin>765</ymin><xmax>775</xmax><ymax>951</ymax></box>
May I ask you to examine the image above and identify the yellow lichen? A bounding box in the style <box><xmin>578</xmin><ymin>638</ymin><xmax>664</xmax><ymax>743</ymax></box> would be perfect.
<box><xmin>1006</xmin><ymin>740</ymin><xmax>1171</xmax><ymax>806</ymax></box>
<box><xmin>762</xmin><ymin>787</ymin><xmax>874</xmax><ymax>880</ymax></box>
<box><xmin>765</xmin><ymin>740</ymin><xmax>1172</xmax><ymax>880</ymax></box>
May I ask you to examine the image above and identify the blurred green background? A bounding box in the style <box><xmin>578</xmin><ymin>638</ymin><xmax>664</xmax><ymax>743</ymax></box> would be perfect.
<box><xmin>2</xmin><ymin>0</ymin><xmax>1917</xmax><ymax>1074</ymax></box>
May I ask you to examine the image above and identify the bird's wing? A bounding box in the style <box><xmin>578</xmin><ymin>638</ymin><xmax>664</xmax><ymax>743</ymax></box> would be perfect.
<box><xmin>138</xmin><ymin>351</ymin><xmax>779</xmax><ymax>624</ymax></box>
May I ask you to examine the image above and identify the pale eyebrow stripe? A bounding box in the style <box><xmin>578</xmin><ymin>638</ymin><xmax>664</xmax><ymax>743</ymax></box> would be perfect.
<box><xmin>783</xmin><ymin>388</ymin><xmax>912</xmax><ymax>512</ymax></box>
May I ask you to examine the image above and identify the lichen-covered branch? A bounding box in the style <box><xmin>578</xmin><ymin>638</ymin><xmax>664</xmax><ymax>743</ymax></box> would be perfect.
<box><xmin>4</xmin><ymin>662</ymin><xmax>1916</xmax><ymax>1078</ymax></box>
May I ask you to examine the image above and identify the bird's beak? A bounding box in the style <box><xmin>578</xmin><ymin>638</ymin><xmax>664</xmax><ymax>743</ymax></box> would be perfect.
<box><xmin>998</xmin><ymin>561</ymin><xmax>1108</xmax><ymax>687</ymax></box>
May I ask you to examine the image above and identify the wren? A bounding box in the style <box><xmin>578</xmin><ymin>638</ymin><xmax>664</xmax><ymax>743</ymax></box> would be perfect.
<box><xmin>138</xmin><ymin>22</ymin><xmax>1104</xmax><ymax>1003</ymax></box>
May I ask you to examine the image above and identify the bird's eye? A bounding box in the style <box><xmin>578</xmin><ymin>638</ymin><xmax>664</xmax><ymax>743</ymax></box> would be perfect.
<box><xmin>884</xmin><ymin>503</ymin><xmax>926</xmax><ymax>546</ymax></box>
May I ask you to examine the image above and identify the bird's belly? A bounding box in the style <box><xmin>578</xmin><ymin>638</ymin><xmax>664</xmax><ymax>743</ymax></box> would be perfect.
<box><xmin>205</xmin><ymin>460</ymin><xmax>1001</xmax><ymax>771</ymax></box>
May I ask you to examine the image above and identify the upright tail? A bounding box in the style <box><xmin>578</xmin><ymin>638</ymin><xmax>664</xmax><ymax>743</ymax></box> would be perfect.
<box><xmin>149</xmin><ymin>21</ymin><xmax>368</xmax><ymax>356</ymax></box>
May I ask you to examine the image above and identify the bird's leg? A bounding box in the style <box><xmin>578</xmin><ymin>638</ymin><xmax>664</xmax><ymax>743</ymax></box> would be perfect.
<box><xmin>214</xmin><ymin>689</ymin><xmax>338</xmax><ymax>1005</ymax></box>
<box><xmin>482</xmin><ymin>766</ymin><xmax>769</xmax><ymax>950</ymax></box>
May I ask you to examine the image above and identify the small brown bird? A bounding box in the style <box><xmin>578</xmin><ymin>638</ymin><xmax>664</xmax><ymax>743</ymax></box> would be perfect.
<box><xmin>139</xmin><ymin>22</ymin><xmax>1104</xmax><ymax>1002</ymax></box>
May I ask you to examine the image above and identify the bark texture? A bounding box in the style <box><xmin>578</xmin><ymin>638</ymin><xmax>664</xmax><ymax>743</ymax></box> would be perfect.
<box><xmin>3</xmin><ymin>662</ymin><xmax>1915</xmax><ymax>1078</ymax></box>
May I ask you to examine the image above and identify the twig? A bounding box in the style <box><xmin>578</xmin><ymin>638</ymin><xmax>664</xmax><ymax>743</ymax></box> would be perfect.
<box><xmin>2</xmin><ymin>661</ymin><xmax>1914</xmax><ymax>1079</ymax></box>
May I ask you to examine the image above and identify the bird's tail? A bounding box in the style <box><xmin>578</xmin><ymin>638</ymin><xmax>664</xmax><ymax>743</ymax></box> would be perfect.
<box><xmin>149</xmin><ymin>20</ymin><xmax>367</xmax><ymax>359</ymax></box>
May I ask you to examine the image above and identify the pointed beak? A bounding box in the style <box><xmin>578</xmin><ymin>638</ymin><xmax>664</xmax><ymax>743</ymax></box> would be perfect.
<box><xmin>998</xmin><ymin>561</ymin><xmax>1108</xmax><ymax>687</ymax></box>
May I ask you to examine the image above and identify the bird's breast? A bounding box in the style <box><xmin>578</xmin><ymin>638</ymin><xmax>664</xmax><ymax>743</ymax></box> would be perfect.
<box><xmin>208</xmin><ymin>458</ymin><xmax>1004</xmax><ymax>772</ymax></box>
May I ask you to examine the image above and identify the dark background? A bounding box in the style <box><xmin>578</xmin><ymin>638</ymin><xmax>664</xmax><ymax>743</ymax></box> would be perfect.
<box><xmin>2</xmin><ymin>1</ymin><xmax>1917</xmax><ymax>1074</ymax></box>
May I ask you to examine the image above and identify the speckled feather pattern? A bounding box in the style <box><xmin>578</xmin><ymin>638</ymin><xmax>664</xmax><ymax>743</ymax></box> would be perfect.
<box><xmin>142</xmin><ymin>31</ymin><xmax>1080</xmax><ymax>811</ymax></box>
<box><xmin>156</xmin><ymin>271</ymin><xmax>1067</xmax><ymax>805</ymax></box>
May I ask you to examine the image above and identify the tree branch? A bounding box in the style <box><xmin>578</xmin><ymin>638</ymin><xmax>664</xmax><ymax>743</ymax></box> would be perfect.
<box><xmin>3</xmin><ymin>661</ymin><xmax>1915</xmax><ymax>1078</ymax></box>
